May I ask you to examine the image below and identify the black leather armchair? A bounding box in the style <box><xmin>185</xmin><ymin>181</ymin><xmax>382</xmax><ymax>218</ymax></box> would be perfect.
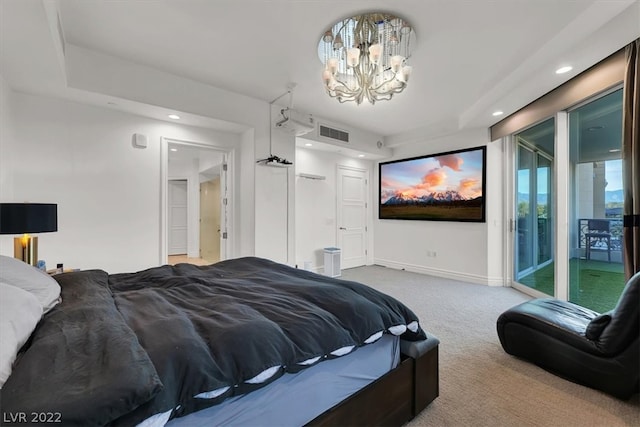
<box><xmin>497</xmin><ymin>272</ymin><xmax>639</xmax><ymax>399</ymax></box>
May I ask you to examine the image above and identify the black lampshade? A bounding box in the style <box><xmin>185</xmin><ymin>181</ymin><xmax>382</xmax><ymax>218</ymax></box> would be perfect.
<box><xmin>0</xmin><ymin>203</ymin><xmax>58</xmax><ymax>234</ymax></box>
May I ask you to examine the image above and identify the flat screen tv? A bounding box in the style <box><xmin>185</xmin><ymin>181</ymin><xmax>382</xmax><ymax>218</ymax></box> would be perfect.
<box><xmin>379</xmin><ymin>146</ymin><xmax>486</xmax><ymax>222</ymax></box>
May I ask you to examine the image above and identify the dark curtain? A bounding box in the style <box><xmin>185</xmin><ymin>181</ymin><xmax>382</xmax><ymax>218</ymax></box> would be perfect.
<box><xmin>622</xmin><ymin>38</ymin><xmax>640</xmax><ymax>280</ymax></box>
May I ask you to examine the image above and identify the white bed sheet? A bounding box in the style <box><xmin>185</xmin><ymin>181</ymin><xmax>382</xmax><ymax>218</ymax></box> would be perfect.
<box><xmin>147</xmin><ymin>334</ymin><xmax>400</xmax><ymax>427</ymax></box>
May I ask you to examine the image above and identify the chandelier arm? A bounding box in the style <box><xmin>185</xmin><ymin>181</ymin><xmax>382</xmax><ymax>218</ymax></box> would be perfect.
<box><xmin>326</xmin><ymin>79</ymin><xmax>359</xmax><ymax>100</ymax></box>
<box><xmin>329</xmin><ymin>89</ymin><xmax>359</xmax><ymax>103</ymax></box>
<box><xmin>332</xmin><ymin>19</ymin><xmax>350</xmax><ymax>44</ymax></box>
<box><xmin>368</xmin><ymin>74</ymin><xmax>405</xmax><ymax>92</ymax></box>
<box><xmin>329</xmin><ymin>87</ymin><xmax>358</xmax><ymax>100</ymax></box>
<box><xmin>353</xmin><ymin>16</ymin><xmax>365</xmax><ymax>47</ymax></box>
<box><xmin>331</xmin><ymin>86</ymin><xmax>359</xmax><ymax>99</ymax></box>
<box><xmin>330</xmin><ymin>75</ymin><xmax>354</xmax><ymax>92</ymax></box>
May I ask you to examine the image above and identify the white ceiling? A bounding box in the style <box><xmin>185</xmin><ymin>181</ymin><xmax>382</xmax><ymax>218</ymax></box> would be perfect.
<box><xmin>1</xmin><ymin>0</ymin><xmax>639</xmax><ymax>143</ymax></box>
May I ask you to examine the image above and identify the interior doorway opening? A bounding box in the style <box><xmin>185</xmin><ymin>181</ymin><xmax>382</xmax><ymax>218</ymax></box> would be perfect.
<box><xmin>161</xmin><ymin>138</ymin><xmax>233</xmax><ymax>267</ymax></box>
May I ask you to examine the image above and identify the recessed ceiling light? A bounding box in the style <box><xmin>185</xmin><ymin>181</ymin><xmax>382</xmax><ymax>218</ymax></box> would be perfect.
<box><xmin>168</xmin><ymin>114</ymin><xmax>181</xmax><ymax>120</ymax></box>
<box><xmin>305</xmin><ymin>143</ymin><xmax>313</xmax><ymax>147</ymax></box>
<box><xmin>492</xmin><ymin>111</ymin><xmax>504</xmax><ymax>117</ymax></box>
<box><xmin>555</xmin><ymin>66</ymin><xmax>573</xmax><ymax>74</ymax></box>
<box><xmin>170</xmin><ymin>148</ymin><xmax>178</xmax><ymax>152</ymax></box>
<box><xmin>358</xmin><ymin>154</ymin><xmax>365</xmax><ymax>158</ymax></box>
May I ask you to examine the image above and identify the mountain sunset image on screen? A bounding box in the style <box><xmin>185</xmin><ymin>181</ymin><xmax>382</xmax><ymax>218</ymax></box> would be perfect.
<box><xmin>379</xmin><ymin>146</ymin><xmax>486</xmax><ymax>222</ymax></box>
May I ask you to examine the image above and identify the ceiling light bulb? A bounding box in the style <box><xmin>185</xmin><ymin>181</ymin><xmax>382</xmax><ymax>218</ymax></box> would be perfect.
<box><xmin>358</xmin><ymin>154</ymin><xmax>365</xmax><ymax>158</ymax></box>
<box><xmin>333</xmin><ymin>34</ymin><xmax>343</xmax><ymax>50</ymax></box>
<box><xmin>347</xmin><ymin>48</ymin><xmax>361</xmax><ymax>67</ymax></box>
<box><xmin>556</xmin><ymin>66</ymin><xmax>573</xmax><ymax>74</ymax></box>
<box><xmin>368</xmin><ymin>44</ymin><xmax>383</xmax><ymax>65</ymax></box>
<box><xmin>322</xmin><ymin>69</ymin><xmax>333</xmax><ymax>84</ymax></box>
<box><xmin>492</xmin><ymin>111</ymin><xmax>504</xmax><ymax>116</ymax></box>
<box><xmin>170</xmin><ymin>148</ymin><xmax>178</xmax><ymax>152</ymax></box>
<box><xmin>323</xmin><ymin>30</ymin><xmax>334</xmax><ymax>43</ymax></box>
<box><xmin>390</xmin><ymin>55</ymin><xmax>404</xmax><ymax>73</ymax></box>
<box><xmin>400</xmin><ymin>65</ymin><xmax>412</xmax><ymax>82</ymax></box>
<box><xmin>305</xmin><ymin>143</ymin><xmax>313</xmax><ymax>147</ymax></box>
<box><xmin>327</xmin><ymin>57</ymin><xmax>339</xmax><ymax>74</ymax></box>
<box><xmin>168</xmin><ymin>114</ymin><xmax>180</xmax><ymax>120</ymax></box>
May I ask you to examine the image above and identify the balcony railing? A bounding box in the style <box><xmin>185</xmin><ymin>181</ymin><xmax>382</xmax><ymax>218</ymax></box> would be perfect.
<box><xmin>578</xmin><ymin>218</ymin><xmax>623</xmax><ymax>252</ymax></box>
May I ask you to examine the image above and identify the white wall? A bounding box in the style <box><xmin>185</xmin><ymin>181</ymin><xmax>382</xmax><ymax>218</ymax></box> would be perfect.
<box><xmin>254</xmin><ymin>105</ymin><xmax>297</xmax><ymax>264</ymax></box>
<box><xmin>65</xmin><ymin>45</ymin><xmax>302</xmax><ymax>265</ymax></box>
<box><xmin>485</xmin><ymin>139</ymin><xmax>506</xmax><ymax>285</ymax></box>
<box><xmin>374</xmin><ymin>129</ymin><xmax>503</xmax><ymax>285</ymax></box>
<box><xmin>1</xmin><ymin>82</ymin><xmax>506</xmax><ymax>285</ymax></box>
<box><xmin>0</xmin><ymin>91</ymin><xmax>241</xmax><ymax>273</ymax></box>
<box><xmin>0</xmin><ymin>75</ymin><xmax>16</xmax><ymax>202</ymax></box>
<box><xmin>295</xmin><ymin>147</ymin><xmax>373</xmax><ymax>273</ymax></box>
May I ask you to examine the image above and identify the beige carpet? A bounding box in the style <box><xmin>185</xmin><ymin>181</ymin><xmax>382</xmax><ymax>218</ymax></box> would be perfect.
<box><xmin>340</xmin><ymin>266</ymin><xmax>639</xmax><ymax>427</ymax></box>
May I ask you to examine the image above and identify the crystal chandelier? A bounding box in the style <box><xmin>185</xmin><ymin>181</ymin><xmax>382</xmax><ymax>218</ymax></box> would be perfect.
<box><xmin>319</xmin><ymin>12</ymin><xmax>415</xmax><ymax>105</ymax></box>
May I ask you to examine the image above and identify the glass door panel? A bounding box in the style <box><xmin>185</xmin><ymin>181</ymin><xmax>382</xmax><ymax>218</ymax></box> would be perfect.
<box><xmin>516</xmin><ymin>146</ymin><xmax>534</xmax><ymax>274</ymax></box>
<box><xmin>568</xmin><ymin>89</ymin><xmax>625</xmax><ymax>312</ymax></box>
<box><xmin>537</xmin><ymin>155</ymin><xmax>553</xmax><ymax>266</ymax></box>
<box><xmin>514</xmin><ymin>118</ymin><xmax>555</xmax><ymax>296</ymax></box>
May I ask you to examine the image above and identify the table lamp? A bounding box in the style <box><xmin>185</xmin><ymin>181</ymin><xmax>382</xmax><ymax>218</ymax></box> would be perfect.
<box><xmin>0</xmin><ymin>203</ymin><xmax>58</xmax><ymax>266</ymax></box>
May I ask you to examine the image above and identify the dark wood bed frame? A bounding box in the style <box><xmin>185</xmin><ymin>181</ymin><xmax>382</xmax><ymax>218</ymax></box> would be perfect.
<box><xmin>307</xmin><ymin>341</ymin><xmax>439</xmax><ymax>426</ymax></box>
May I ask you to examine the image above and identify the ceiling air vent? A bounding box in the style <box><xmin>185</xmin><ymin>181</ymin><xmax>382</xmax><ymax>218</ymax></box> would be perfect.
<box><xmin>319</xmin><ymin>124</ymin><xmax>349</xmax><ymax>143</ymax></box>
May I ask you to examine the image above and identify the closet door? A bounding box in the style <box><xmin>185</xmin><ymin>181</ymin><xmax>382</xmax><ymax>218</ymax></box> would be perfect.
<box><xmin>168</xmin><ymin>179</ymin><xmax>188</xmax><ymax>255</ymax></box>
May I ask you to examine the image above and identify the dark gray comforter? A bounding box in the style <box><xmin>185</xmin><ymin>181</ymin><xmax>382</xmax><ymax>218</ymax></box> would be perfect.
<box><xmin>1</xmin><ymin>257</ymin><xmax>426</xmax><ymax>426</ymax></box>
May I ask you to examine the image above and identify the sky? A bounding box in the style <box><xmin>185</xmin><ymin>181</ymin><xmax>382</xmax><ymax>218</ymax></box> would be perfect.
<box><xmin>605</xmin><ymin>159</ymin><xmax>623</xmax><ymax>191</ymax></box>
<box><xmin>517</xmin><ymin>159</ymin><xmax>623</xmax><ymax>195</ymax></box>
<box><xmin>380</xmin><ymin>149</ymin><xmax>484</xmax><ymax>203</ymax></box>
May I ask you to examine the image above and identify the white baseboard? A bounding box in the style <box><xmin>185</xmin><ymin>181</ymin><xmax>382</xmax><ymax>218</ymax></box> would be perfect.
<box><xmin>373</xmin><ymin>258</ymin><xmax>506</xmax><ymax>286</ymax></box>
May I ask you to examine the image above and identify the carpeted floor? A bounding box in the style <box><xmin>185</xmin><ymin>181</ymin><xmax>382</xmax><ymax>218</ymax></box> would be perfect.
<box><xmin>341</xmin><ymin>265</ymin><xmax>639</xmax><ymax>427</ymax></box>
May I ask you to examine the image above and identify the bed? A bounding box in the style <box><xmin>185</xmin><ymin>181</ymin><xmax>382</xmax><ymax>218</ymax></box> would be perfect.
<box><xmin>0</xmin><ymin>255</ymin><xmax>439</xmax><ymax>426</ymax></box>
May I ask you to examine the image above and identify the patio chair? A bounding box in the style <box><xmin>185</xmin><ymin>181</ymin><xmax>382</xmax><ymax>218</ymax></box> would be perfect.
<box><xmin>496</xmin><ymin>271</ymin><xmax>640</xmax><ymax>399</ymax></box>
<box><xmin>585</xmin><ymin>219</ymin><xmax>611</xmax><ymax>262</ymax></box>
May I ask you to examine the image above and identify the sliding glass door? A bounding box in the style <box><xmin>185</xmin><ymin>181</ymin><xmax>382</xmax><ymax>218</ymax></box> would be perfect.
<box><xmin>568</xmin><ymin>89</ymin><xmax>625</xmax><ymax>312</ymax></box>
<box><xmin>514</xmin><ymin>118</ymin><xmax>555</xmax><ymax>295</ymax></box>
<box><xmin>510</xmin><ymin>89</ymin><xmax>625</xmax><ymax>311</ymax></box>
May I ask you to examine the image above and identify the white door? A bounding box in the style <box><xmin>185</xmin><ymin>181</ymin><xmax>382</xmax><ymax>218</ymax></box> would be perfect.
<box><xmin>337</xmin><ymin>166</ymin><xmax>368</xmax><ymax>269</ymax></box>
<box><xmin>168</xmin><ymin>180</ymin><xmax>188</xmax><ymax>255</ymax></box>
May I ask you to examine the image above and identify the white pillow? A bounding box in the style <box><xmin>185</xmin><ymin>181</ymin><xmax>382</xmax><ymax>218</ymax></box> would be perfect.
<box><xmin>0</xmin><ymin>255</ymin><xmax>61</xmax><ymax>313</ymax></box>
<box><xmin>0</xmin><ymin>282</ymin><xmax>43</xmax><ymax>388</ymax></box>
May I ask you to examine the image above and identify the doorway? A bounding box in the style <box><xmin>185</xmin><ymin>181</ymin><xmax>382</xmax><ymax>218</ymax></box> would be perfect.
<box><xmin>161</xmin><ymin>138</ymin><xmax>233</xmax><ymax>266</ymax></box>
<box><xmin>200</xmin><ymin>177</ymin><xmax>221</xmax><ymax>263</ymax></box>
